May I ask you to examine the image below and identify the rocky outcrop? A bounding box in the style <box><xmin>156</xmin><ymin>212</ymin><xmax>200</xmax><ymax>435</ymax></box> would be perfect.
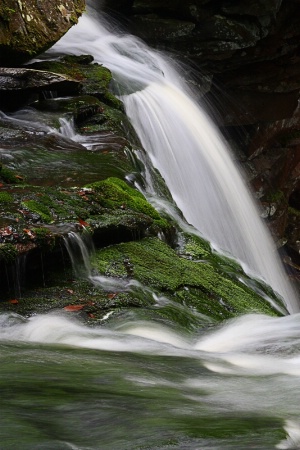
<box><xmin>0</xmin><ymin>54</ymin><xmax>286</xmax><ymax>319</ymax></box>
<box><xmin>102</xmin><ymin>0</ymin><xmax>300</xmax><ymax>269</ymax></box>
<box><xmin>0</xmin><ymin>0</ymin><xmax>86</xmax><ymax>66</ymax></box>
<box><xmin>0</xmin><ymin>67</ymin><xmax>81</xmax><ymax>110</ymax></box>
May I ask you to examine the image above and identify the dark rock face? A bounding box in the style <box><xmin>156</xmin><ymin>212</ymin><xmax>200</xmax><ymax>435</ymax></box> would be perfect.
<box><xmin>103</xmin><ymin>0</ymin><xmax>300</xmax><ymax>267</ymax></box>
<box><xmin>0</xmin><ymin>67</ymin><xmax>81</xmax><ymax>111</ymax></box>
<box><xmin>0</xmin><ymin>0</ymin><xmax>86</xmax><ymax>66</ymax></box>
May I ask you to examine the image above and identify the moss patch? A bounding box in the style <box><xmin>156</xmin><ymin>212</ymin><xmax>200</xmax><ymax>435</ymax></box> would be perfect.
<box><xmin>94</xmin><ymin>237</ymin><xmax>281</xmax><ymax>321</ymax></box>
<box><xmin>86</xmin><ymin>177</ymin><xmax>170</xmax><ymax>232</ymax></box>
<box><xmin>0</xmin><ymin>191</ymin><xmax>13</xmax><ymax>203</ymax></box>
<box><xmin>29</xmin><ymin>56</ymin><xmax>123</xmax><ymax>110</ymax></box>
<box><xmin>0</xmin><ymin>164</ymin><xmax>24</xmax><ymax>184</ymax></box>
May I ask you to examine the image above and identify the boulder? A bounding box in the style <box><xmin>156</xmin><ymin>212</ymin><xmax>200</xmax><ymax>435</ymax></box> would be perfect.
<box><xmin>0</xmin><ymin>67</ymin><xmax>81</xmax><ymax>110</ymax></box>
<box><xmin>0</xmin><ymin>0</ymin><xmax>86</xmax><ymax>66</ymax></box>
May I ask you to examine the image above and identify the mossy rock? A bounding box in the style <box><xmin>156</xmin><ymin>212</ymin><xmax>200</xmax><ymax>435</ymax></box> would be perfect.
<box><xmin>78</xmin><ymin>101</ymin><xmax>132</xmax><ymax>137</ymax></box>
<box><xmin>93</xmin><ymin>237</ymin><xmax>283</xmax><ymax>321</ymax></box>
<box><xmin>0</xmin><ymin>0</ymin><xmax>85</xmax><ymax>66</ymax></box>
<box><xmin>34</xmin><ymin>95</ymin><xmax>103</xmax><ymax>123</ymax></box>
<box><xmin>29</xmin><ymin>56</ymin><xmax>123</xmax><ymax>110</ymax></box>
<box><xmin>0</xmin><ymin>178</ymin><xmax>171</xmax><ymax>254</ymax></box>
<box><xmin>0</xmin><ymin>115</ymin><xmax>134</xmax><ymax>188</ymax></box>
<box><xmin>34</xmin><ymin>95</ymin><xmax>134</xmax><ymax>140</ymax></box>
<box><xmin>86</xmin><ymin>177</ymin><xmax>170</xmax><ymax>232</ymax></box>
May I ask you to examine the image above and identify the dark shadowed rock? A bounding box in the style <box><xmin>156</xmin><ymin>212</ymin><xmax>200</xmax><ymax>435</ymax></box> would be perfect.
<box><xmin>0</xmin><ymin>0</ymin><xmax>86</xmax><ymax>66</ymax></box>
<box><xmin>0</xmin><ymin>68</ymin><xmax>81</xmax><ymax>111</ymax></box>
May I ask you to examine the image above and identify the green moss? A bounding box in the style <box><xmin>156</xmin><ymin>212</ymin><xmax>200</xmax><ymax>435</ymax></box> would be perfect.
<box><xmin>0</xmin><ymin>192</ymin><xmax>13</xmax><ymax>203</ymax></box>
<box><xmin>0</xmin><ymin>6</ymin><xmax>17</xmax><ymax>21</ymax></box>
<box><xmin>87</xmin><ymin>177</ymin><xmax>169</xmax><ymax>230</ymax></box>
<box><xmin>94</xmin><ymin>237</ymin><xmax>280</xmax><ymax>321</ymax></box>
<box><xmin>32</xmin><ymin>227</ymin><xmax>56</xmax><ymax>251</ymax></box>
<box><xmin>179</xmin><ymin>233</ymin><xmax>211</xmax><ymax>259</ymax></box>
<box><xmin>288</xmin><ymin>206</ymin><xmax>300</xmax><ymax>217</ymax></box>
<box><xmin>79</xmin><ymin>101</ymin><xmax>130</xmax><ymax>136</ymax></box>
<box><xmin>0</xmin><ymin>164</ymin><xmax>24</xmax><ymax>184</ymax></box>
<box><xmin>264</xmin><ymin>189</ymin><xmax>285</xmax><ymax>203</ymax></box>
<box><xmin>22</xmin><ymin>199</ymin><xmax>52</xmax><ymax>223</ymax></box>
<box><xmin>29</xmin><ymin>57</ymin><xmax>123</xmax><ymax>110</ymax></box>
<box><xmin>0</xmin><ymin>243</ymin><xmax>18</xmax><ymax>263</ymax></box>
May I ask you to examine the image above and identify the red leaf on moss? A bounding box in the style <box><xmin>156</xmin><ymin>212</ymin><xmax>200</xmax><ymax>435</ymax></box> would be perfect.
<box><xmin>64</xmin><ymin>304</ymin><xmax>84</xmax><ymax>311</ymax></box>
<box><xmin>8</xmin><ymin>299</ymin><xmax>19</xmax><ymax>304</ymax></box>
<box><xmin>78</xmin><ymin>219</ymin><xmax>89</xmax><ymax>227</ymax></box>
<box><xmin>107</xmin><ymin>293</ymin><xmax>117</xmax><ymax>299</ymax></box>
<box><xmin>88</xmin><ymin>313</ymin><xmax>95</xmax><ymax>318</ymax></box>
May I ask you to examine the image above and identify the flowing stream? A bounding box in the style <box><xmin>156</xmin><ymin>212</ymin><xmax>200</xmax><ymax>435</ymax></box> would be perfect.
<box><xmin>1</xmin><ymin>7</ymin><xmax>300</xmax><ymax>450</ymax></box>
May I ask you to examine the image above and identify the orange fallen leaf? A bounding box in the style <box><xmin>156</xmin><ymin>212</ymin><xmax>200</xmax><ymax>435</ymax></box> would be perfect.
<box><xmin>107</xmin><ymin>293</ymin><xmax>117</xmax><ymax>299</ymax></box>
<box><xmin>78</xmin><ymin>218</ymin><xmax>89</xmax><ymax>227</ymax></box>
<box><xmin>88</xmin><ymin>313</ymin><xmax>95</xmax><ymax>318</ymax></box>
<box><xmin>0</xmin><ymin>183</ymin><xmax>3</xmax><ymax>187</ymax></box>
<box><xmin>64</xmin><ymin>304</ymin><xmax>85</xmax><ymax>311</ymax></box>
<box><xmin>23</xmin><ymin>228</ymin><xmax>35</xmax><ymax>238</ymax></box>
<box><xmin>8</xmin><ymin>299</ymin><xmax>19</xmax><ymax>304</ymax></box>
<box><xmin>15</xmin><ymin>175</ymin><xmax>23</xmax><ymax>180</ymax></box>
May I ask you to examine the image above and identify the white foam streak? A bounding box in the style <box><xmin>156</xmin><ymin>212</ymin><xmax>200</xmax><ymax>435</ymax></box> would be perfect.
<box><xmin>196</xmin><ymin>313</ymin><xmax>300</xmax><ymax>353</ymax></box>
<box><xmin>0</xmin><ymin>313</ymin><xmax>190</xmax><ymax>355</ymax></box>
<box><xmin>3</xmin><ymin>312</ymin><xmax>300</xmax><ymax>378</ymax></box>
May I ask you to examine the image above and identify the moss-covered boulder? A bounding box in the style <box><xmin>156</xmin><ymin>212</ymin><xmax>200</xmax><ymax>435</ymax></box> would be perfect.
<box><xmin>93</xmin><ymin>236</ymin><xmax>285</xmax><ymax>321</ymax></box>
<box><xmin>0</xmin><ymin>0</ymin><xmax>86</xmax><ymax>66</ymax></box>
<box><xmin>0</xmin><ymin>176</ymin><xmax>172</xmax><ymax>261</ymax></box>
<box><xmin>29</xmin><ymin>55</ymin><xmax>123</xmax><ymax>110</ymax></box>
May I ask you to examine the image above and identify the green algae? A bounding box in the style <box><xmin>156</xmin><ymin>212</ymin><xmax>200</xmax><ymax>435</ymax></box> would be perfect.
<box><xmin>94</xmin><ymin>237</ymin><xmax>281</xmax><ymax>320</ymax></box>
<box><xmin>0</xmin><ymin>192</ymin><xmax>13</xmax><ymax>203</ymax></box>
<box><xmin>86</xmin><ymin>177</ymin><xmax>170</xmax><ymax>231</ymax></box>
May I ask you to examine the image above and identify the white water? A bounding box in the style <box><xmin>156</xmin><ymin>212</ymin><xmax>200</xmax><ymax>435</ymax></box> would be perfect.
<box><xmin>2</xmin><ymin>311</ymin><xmax>300</xmax><ymax>448</ymax></box>
<box><xmin>48</xmin><ymin>11</ymin><xmax>298</xmax><ymax>312</ymax></box>
<box><xmin>4</xmin><ymin>311</ymin><xmax>300</xmax><ymax>377</ymax></box>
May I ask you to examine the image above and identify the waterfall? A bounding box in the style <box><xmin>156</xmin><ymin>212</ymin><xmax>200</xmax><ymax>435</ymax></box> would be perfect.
<box><xmin>49</xmin><ymin>12</ymin><xmax>298</xmax><ymax>313</ymax></box>
<box><xmin>63</xmin><ymin>231</ymin><xmax>94</xmax><ymax>278</ymax></box>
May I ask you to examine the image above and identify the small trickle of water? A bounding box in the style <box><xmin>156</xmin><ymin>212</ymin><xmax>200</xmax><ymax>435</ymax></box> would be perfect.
<box><xmin>63</xmin><ymin>231</ymin><xmax>94</xmax><ymax>278</ymax></box>
<box><xmin>59</xmin><ymin>117</ymin><xmax>79</xmax><ymax>140</ymax></box>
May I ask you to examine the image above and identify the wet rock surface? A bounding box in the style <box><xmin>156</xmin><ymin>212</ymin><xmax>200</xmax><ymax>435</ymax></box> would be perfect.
<box><xmin>0</xmin><ymin>67</ymin><xmax>81</xmax><ymax>111</ymax></box>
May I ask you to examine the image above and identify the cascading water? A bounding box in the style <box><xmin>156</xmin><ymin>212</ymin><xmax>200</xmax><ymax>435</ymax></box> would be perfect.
<box><xmin>48</xmin><ymin>11</ymin><xmax>298</xmax><ymax>313</ymax></box>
